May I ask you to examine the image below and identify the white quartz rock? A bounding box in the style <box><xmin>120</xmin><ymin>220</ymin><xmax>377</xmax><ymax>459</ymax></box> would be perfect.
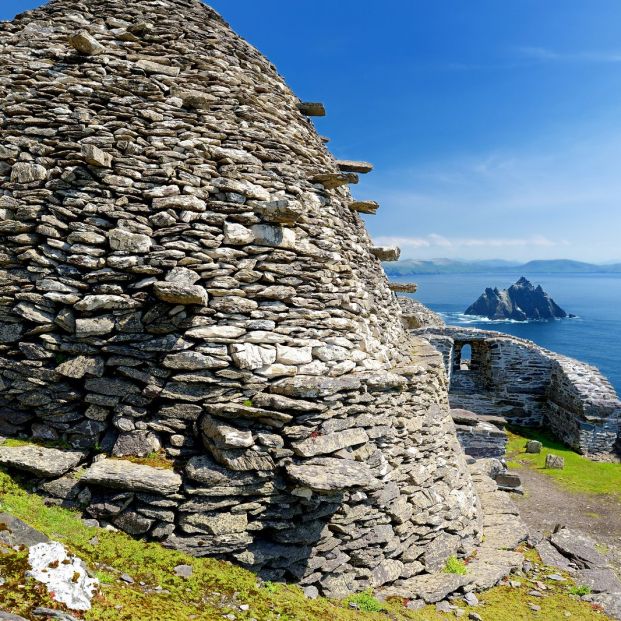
<box><xmin>28</xmin><ymin>541</ymin><xmax>98</xmax><ymax>611</ymax></box>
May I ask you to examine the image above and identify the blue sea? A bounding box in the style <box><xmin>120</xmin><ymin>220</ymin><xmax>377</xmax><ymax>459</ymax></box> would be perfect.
<box><xmin>399</xmin><ymin>273</ymin><xmax>621</xmax><ymax>395</ymax></box>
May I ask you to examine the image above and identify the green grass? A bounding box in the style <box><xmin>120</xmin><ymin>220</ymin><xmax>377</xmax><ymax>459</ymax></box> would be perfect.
<box><xmin>444</xmin><ymin>556</ymin><xmax>467</xmax><ymax>575</ymax></box>
<box><xmin>343</xmin><ymin>590</ymin><xmax>385</xmax><ymax>612</ymax></box>
<box><xmin>506</xmin><ymin>427</ymin><xmax>621</xmax><ymax>498</ymax></box>
<box><xmin>0</xmin><ymin>468</ymin><xmax>612</xmax><ymax>621</ymax></box>
<box><xmin>0</xmin><ymin>468</ymin><xmax>431</xmax><ymax>621</ymax></box>
<box><xmin>568</xmin><ymin>585</ymin><xmax>592</xmax><ymax>596</ymax></box>
<box><xmin>1</xmin><ymin>437</ymin><xmax>71</xmax><ymax>450</ymax></box>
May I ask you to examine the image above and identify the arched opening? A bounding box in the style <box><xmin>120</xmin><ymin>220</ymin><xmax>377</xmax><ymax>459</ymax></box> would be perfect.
<box><xmin>460</xmin><ymin>344</ymin><xmax>472</xmax><ymax>371</ymax></box>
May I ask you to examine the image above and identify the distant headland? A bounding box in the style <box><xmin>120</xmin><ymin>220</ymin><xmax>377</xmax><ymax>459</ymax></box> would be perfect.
<box><xmin>464</xmin><ymin>276</ymin><xmax>573</xmax><ymax>321</ymax></box>
<box><xmin>384</xmin><ymin>258</ymin><xmax>621</xmax><ymax>276</ymax></box>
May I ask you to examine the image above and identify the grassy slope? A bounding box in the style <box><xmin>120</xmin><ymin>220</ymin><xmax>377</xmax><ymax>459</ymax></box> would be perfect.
<box><xmin>507</xmin><ymin>428</ymin><xmax>621</xmax><ymax>498</ymax></box>
<box><xmin>0</xmin><ymin>469</ymin><xmax>610</xmax><ymax>620</ymax></box>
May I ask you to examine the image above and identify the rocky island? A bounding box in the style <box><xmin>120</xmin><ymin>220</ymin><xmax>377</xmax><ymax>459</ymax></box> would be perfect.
<box><xmin>465</xmin><ymin>277</ymin><xmax>572</xmax><ymax>321</ymax></box>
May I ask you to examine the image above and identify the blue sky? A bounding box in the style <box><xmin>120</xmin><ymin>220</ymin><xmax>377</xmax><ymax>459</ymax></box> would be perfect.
<box><xmin>3</xmin><ymin>1</ymin><xmax>621</xmax><ymax>262</ymax></box>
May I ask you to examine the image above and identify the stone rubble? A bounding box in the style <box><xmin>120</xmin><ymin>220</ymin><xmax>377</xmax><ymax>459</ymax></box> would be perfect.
<box><xmin>536</xmin><ymin>527</ymin><xmax>621</xmax><ymax>620</ymax></box>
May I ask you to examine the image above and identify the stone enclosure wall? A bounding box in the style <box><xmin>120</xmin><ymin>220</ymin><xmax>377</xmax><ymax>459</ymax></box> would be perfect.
<box><xmin>0</xmin><ymin>0</ymin><xmax>482</xmax><ymax>597</ymax></box>
<box><xmin>417</xmin><ymin>326</ymin><xmax>621</xmax><ymax>456</ymax></box>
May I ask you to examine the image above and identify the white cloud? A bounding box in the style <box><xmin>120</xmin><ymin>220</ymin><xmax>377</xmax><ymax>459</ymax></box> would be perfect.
<box><xmin>360</xmin><ymin>117</ymin><xmax>621</xmax><ymax>262</ymax></box>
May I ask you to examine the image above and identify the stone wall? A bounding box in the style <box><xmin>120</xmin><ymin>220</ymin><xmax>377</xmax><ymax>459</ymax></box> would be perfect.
<box><xmin>398</xmin><ymin>297</ymin><xmax>445</xmax><ymax>330</ymax></box>
<box><xmin>416</xmin><ymin>327</ymin><xmax>621</xmax><ymax>456</ymax></box>
<box><xmin>0</xmin><ymin>0</ymin><xmax>482</xmax><ymax>597</ymax></box>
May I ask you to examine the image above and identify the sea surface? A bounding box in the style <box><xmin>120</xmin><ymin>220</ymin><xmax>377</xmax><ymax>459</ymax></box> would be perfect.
<box><xmin>398</xmin><ymin>273</ymin><xmax>621</xmax><ymax>395</ymax></box>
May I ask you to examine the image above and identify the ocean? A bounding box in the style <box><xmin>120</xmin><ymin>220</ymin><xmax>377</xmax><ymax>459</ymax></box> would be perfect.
<box><xmin>398</xmin><ymin>273</ymin><xmax>621</xmax><ymax>395</ymax></box>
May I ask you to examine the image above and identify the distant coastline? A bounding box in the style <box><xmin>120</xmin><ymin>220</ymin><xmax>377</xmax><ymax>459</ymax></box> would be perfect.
<box><xmin>384</xmin><ymin>258</ymin><xmax>621</xmax><ymax>276</ymax></box>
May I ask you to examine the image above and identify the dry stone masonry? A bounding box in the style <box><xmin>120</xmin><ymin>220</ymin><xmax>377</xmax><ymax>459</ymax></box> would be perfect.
<box><xmin>416</xmin><ymin>326</ymin><xmax>621</xmax><ymax>456</ymax></box>
<box><xmin>0</xmin><ymin>0</ymin><xmax>483</xmax><ymax>597</ymax></box>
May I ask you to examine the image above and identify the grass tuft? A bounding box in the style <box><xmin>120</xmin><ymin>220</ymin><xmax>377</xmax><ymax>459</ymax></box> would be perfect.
<box><xmin>343</xmin><ymin>589</ymin><xmax>385</xmax><ymax>612</ymax></box>
<box><xmin>444</xmin><ymin>556</ymin><xmax>467</xmax><ymax>575</ymax></box>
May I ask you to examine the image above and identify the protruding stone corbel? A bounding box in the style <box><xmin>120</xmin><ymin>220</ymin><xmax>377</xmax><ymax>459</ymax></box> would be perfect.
<box><xmin>254</xmin><ymin>199</ymin><xmax>302</xmax><ymax>224</ymax></box>
<box><xmin>389</xmin><ymin>282</ymin><xmax>418</xmax><ymax>293</ymax></box>
<box><xmin>349</xmin><ymin>200</ymin><xmax>379</xmax><ymax>214</ymax></box>
<box><xmin>337</xmin><ymin>160</ymin><xmax>374</xmax><ymax>174</ymax></box>
<box><xmin>297</xmin><ymin>102</ymin><xmax>326</xmax><ymax>117</ymax></box>
<box><xmin>172</xmin><ymin>88</ymin><xmax>216</xmax><ymax>110</ymax></box>
<box><xmin>68</xmin><ymin>31</ymin><xmax>105</xmax><ymax>55</ymax></box>
<box><xmin>310</xmin><ymin>172</ymin><xmax>359</xmax><ymax>190</ymax></box>
<box><xmin>81</xmin><ymin>144</ymin><xmax>113</xmax><ymax>168</ymax></box>
<box><xmin>370</xmin><ymin>246</ymin><xmax>401</xmax><ymax>262</ymax></box>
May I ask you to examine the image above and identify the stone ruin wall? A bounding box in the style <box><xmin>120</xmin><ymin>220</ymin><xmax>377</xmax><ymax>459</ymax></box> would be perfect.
<box><xmin>416</xmin><ymin>326</ymin><xmax>621</xmax><ymax>456</ymax></box>
<box><xmin>0</xmin><ymin>0</ymin><xmax>482</xmax><ymax>597</ymax></box>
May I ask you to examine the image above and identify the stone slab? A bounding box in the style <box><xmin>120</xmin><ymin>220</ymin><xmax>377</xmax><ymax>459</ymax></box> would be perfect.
<box><xmin>0</xmin><ymin>512</ymin><xmax>49</xmax><ymax>548</ymax></box>
<box><xmin>286</xmin><ymin>458</ymin><xmax>376</xmax><ymax>492</ymax></box>
<box><xmin>550</xmin><ymin>528</ymin><xmax>608</xmax><ymax>569</ymax></box>
<box><xmin>0</xmin><ymin>445</ymin><xmax>84</xmax><ymax>478</ymax></box>
<box><xmin>81</xmin><ymin>459</ymin><xmax>182</xmax><ymax>495</ymax></box>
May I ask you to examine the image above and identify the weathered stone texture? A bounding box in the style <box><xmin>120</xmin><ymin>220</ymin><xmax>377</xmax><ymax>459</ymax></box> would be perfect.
<box><xmin>0</xmin><ymin>0</ymin><xmax>481</xmax><ymax>597</ymax></box>
<box><xmin>417</xmin><ymin>326</ymin><xmax>621</xmax><ymax>456</ymax></box>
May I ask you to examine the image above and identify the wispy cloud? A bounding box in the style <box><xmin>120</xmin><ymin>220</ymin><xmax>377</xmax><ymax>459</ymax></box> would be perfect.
<box><xmin>362</xmin><ymin>124</ymin><xmax>621</xmax><ymax>262</ymax></box>
<box><xmin>516</xmin><ymin>46</ymin><xmax>621</xmax><ymax>64</ymax></box>
<box><xmin>424</xmin><ymin>47</ymin><xmax>621</xmax><ymax>73</ymax></box>
<box><xmin>374</xmin><ymin>234</ymin><xmax>566</xmax><ymax>251</ymax></box>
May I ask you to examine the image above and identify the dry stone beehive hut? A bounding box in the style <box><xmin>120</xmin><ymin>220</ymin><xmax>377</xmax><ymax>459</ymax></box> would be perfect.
<box><xmin>0</xmin><ymin>0</ymin><xmax>482</xmax><ymax>595</ymax></box>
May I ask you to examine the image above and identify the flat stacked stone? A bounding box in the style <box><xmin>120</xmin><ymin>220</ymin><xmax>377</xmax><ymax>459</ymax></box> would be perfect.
<box><xmin>416</xmin><ymin>325</ymin><xmax>621</xmax><ymax>456</ymax></box>
<box><xmin>0</xmin><ymin>0</ymin><xmax>481</xmax><ymax>597</ymax></box>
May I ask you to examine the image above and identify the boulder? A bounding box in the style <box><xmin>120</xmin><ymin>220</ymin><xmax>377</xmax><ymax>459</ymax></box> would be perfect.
<box><xmin>336</xmin><ymin>160</ymin><xmax>373</xmax><ymax>174</ymax></box>
<box><xmin>55</xmin><ymin>356</ymin><xmax>104</xmax><ymax>379</ymax></box>
<box><xmin>309</xmin><ymin>172</ymin><xmax>358</xmax><ymax>189</ymax></box>
<box><xmin>201</xmin><ymin>415</ymin><xmax>254</xmax><ymax>449</ymax></box>
<box><xmin>74</xmin><ymin>295</ymin><xmax>134</xmax><ymax>312</ymax></box>
<box><xmin>136</xmin><ymin>59</ymin><xmax>180</xmax><ymax>76</ymax></box>
<box><xmin>382</xmin><ymin>572</ymin><xmax>470</xmax><ymax>604</ymax></box>
<box><xmin>0</xmin><ymin>611</ymin><xmax>29</xmax><ymax>621</ymax></box>
<box><xmin>152</xmin><ymin>195</ymin><xmax>206</xmax><ymax>212</ymax></box>
<box><xmin>297</xmin><ymin>102</ymin><xmax>325</xmax><ymax>116</ymax></box>
<box><xmin>223</xmin><ymin>222</ymin><xmax>255</xmax><ymax>245</ymax></box>
<box><xmin>370</xmin><ymin>246</ymin><xmax>400</xmax><ymax>261</ymax></box>
<box><xmin>545</xmin><ymin>454</ymin><xmax>565</xmax><ymax>469</ymax></box>
<box><xmin>575</xmin><ymin>568</ymin><xmax>621</xmax><ymax>593</ymax></box>
<box><xmin>526</xmin><ymin>440</ymin><xmax>543</xmax><ymax>454</ymax></box>
<box><xmin>10</xmin><ymin>162</ymin><xmax>47</xmax><ymax>183</ymax></box>
<box><xmin>349</xmin><ymin>200</ymin><xmax>379</xmax><ymax>214</ymax></box>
